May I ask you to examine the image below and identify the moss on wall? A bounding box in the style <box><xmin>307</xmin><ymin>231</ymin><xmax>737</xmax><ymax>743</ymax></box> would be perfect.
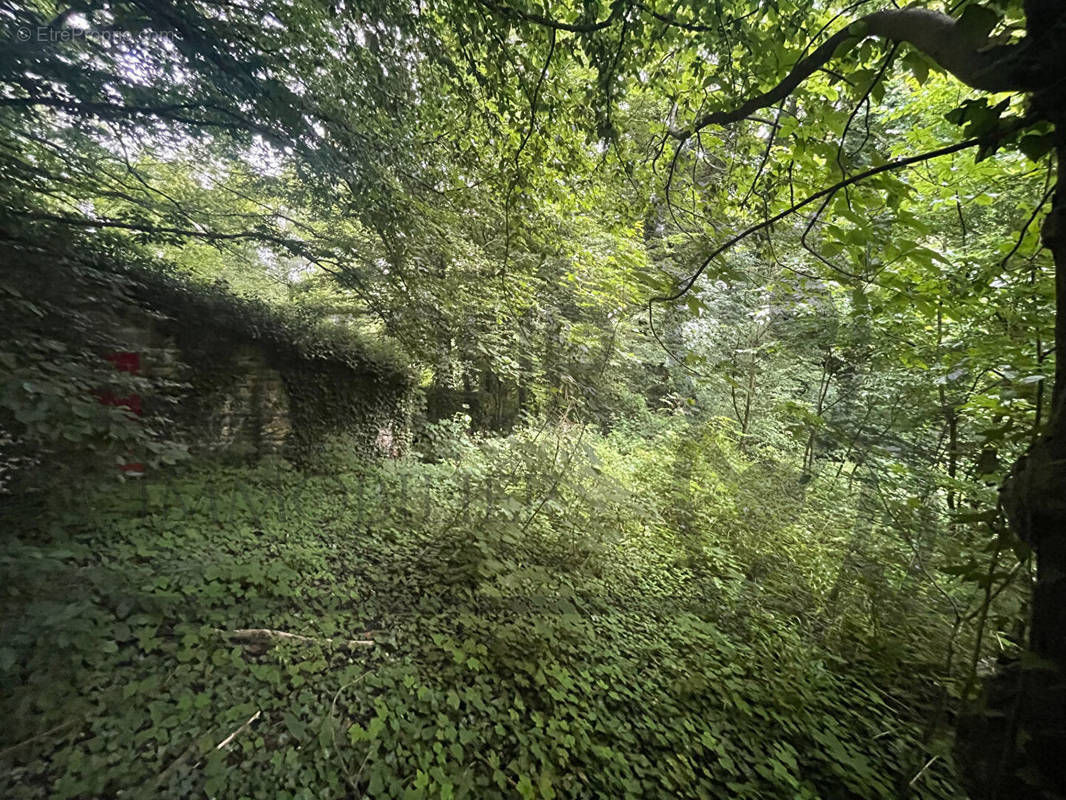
<box><xmin>123</xmin><ymin>269</ymin><xmax>415</xmax><ymax>463</ymax></box>
<box><xmin>1</xmin><ymin>225</ymin><xmax>414</xmax><ymax>470</ymax></box>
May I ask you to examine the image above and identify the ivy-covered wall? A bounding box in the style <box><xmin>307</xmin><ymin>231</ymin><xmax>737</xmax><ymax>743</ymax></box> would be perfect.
<box><xmin>120</xmin><ymin>271</ymin><xmax>415</xmax><ymax>463</ymax></box>
<box><xmin>0</xmin><ymin>223</ymin><xmax>414</xmax><ymax>484</ymax></box>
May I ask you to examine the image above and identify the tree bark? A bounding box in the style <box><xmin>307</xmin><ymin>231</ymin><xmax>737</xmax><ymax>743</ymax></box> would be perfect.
<box><xmin>1010</xmin><ymin>139</ymin><xmax>1066</xmax><ymax>797</ymax></box>
<box><xmin>958</xmin><ymin>136</ymin><xmax>1066</xmax><ymax>800</ymax></box>
<box><xmin>674</xmin><ymin>6</ymin><xmax>1041</xmax><ymax>140</ymax></box>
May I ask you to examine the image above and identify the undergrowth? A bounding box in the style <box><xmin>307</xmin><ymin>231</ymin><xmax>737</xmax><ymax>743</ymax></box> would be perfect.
<box><xmin>1</xmin><ymin>418</ymin><xmax>964</xmax><ymax>799</ymax></box>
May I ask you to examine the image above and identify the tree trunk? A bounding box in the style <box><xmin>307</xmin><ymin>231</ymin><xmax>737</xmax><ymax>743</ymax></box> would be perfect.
<box><xmin>1008</xmin><ymin>141</ymin><xmax>1066</xmax><ymax>796</ymax></box>
<box><xmin>957</xmin><ymin>140</ymin><xmax>1066</xmax><ymax>800</ymax></box>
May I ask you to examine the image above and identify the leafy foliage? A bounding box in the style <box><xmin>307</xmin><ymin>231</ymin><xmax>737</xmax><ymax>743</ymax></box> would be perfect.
<box><xmin>2</xmin><ymin>422</ymin><xmax>965</xmax><ymax>799</ymax></box>
<box><xmin>2</xmin><ymin>0</ymin><xmax>1062</xmax><ymax>795</ymax></box>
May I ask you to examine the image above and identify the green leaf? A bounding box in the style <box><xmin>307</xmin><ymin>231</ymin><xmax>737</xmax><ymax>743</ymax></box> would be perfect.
<box><xmin>1018</xmin><ymin>133</ymin><xmax>1055</xmax><ymax>163</ymax></box>
<box><xmin>516</xmin><ymin>774</ymin><xmax>535</xmax><ymax>799</ymax></box>
<box><xmin>957</xmin><ymin>5</ymin><xmax>999</xmax><ymax>39</ymax></box>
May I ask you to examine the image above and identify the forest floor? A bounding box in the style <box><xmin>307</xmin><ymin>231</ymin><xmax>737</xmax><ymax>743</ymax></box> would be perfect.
<box><xmin>1</xmin><ymin>429</ymin><xmax>965</xmax><ymax>799</ymax></box>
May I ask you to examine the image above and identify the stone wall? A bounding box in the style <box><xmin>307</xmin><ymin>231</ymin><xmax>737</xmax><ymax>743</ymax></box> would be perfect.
<box><xmin>0</xmin><ymin>227</ymin><xmax>413</xmax><ymax>497</ymax></box>
<box><xmin>185</xmin><ymin>346</ymin><xmax>292</xmax><ymax>459</ymax></box>
<box><xmin>107</xmin><ymin>297</ymin><xmax>411</xmax><ymax>463</ymax></box>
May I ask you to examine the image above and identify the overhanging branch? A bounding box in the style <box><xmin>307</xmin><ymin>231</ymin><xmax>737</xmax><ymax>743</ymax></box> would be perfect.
<box><xmin>672</xmin><ymin>8</ymin><xmax>1030</xmax><ymax>141</ymax></box>
<box><xmin>651</xmin><ymin>127</ymin><xmax>1023</xmax><ymax>305</ymax></box>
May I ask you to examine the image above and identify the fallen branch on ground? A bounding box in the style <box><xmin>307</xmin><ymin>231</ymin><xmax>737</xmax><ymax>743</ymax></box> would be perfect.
<box><xmin>214</xmin><ymin>710</ymin><xmax>262</xmax><ymax>752</ymax></box>
<box><xmin>156</xmin><ymin>709</ymin><xmax>265</xmax><ymax>787</ymax></box>
<box><xmin>218</xmin><ymin>628</ymin><xmax>376</xmax><ymax>653</ymax></box>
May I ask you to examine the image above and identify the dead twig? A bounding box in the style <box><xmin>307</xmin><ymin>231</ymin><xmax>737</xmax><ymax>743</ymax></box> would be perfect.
<box><xmin>153</xmin><ymin>709</ymin><xmax>264</xmax><ymax>791</ymax></box>
<box><xmin>329</xmin><ymin>673</ymin><xmax>373</xmax><ymax>794</ymax></box>
<box><xmin>219</xmin><ymin>628</ymin><xmax>376</xmax><ymax>654</ymax></box>
<box><xmin>908</xmin><ymin>755</ymin><xmax>939</xmax><ymax>787</ymax></box>
<box><xmin>213</xmin><ymin>710</ymin><xmax>262</xmax><ymax>753</ymax></box>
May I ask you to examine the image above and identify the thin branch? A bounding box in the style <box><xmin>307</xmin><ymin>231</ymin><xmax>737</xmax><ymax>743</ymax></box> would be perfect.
<box><xmin>799</xmin><ymin>190</ymin><xmax>865</xmax><ymax>279</ymax></box>
<box><xmin>12</xmin><ymin>210</ymin><xmax>307</xmax><ymax>248</ymax></box>
<box><xmin>329</xmin><ymin>673</ymin><xmax>372</xmax><ymax>793</ymax></box>
<box><xmin>797</xmin><ymin>0</ymin><xmax>876</xmax><ymax>62</ymax></box>
<box><xmin>214</xmin><ymin>710</ymin><xmax>262</xmax><ymax>752</ymax></box>
<box><xmin>908</xmin><ymin>756</ymin><xmax>939</xmax><ymax>788</ymax></box>
<box><xmin>837</xmin><ymin>43</ymin><xmax>899</xmax><ymax>173</ymax></box>
<box><xmin>664</xmin><ymin>137</ymin><xmax>696</xmax><ymax>235</ymax></box>
<box><xmin>219</xmin><ymin>628</ymin><xmax>375</xmax><ymax>651</ymax></box>
<box><xmin>740</xmin><ymin>106</ymin><xmax>782</xmax><ymax>208</ymax></box>
<box><xmin>652</xmin><ymin>131</ymin><xmax>1014</xmax><ymax>305</ymax></box>
<box><xmin>1000</xmin><ymin>184</ymin><xmax>1056</xmax><ymax>270</ymax></box>
<box><xmin>0</xmin><ymin>720</ymin><xmax>78</xmax><ymax>759</ymax></box>
<box><xmin>503</xmin><ymin>26</ymin><xmax>557</xmax><ymax>270</ymax></box>
<box><xmin>636</xmin><ymin>3</ymin><xmax>758</xmax><ymax>34</ymax></box>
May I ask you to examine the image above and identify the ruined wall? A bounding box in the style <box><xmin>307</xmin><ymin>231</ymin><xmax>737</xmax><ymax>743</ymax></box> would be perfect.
<box><xmin>104</xmin><ymin>277</ymin><xmax>414</xmax><ymax>463</ymax></box>
<box><xmin>0</xmin><ymin>228</ymin><xmax>413</xmax><ymax>501</ymax></box>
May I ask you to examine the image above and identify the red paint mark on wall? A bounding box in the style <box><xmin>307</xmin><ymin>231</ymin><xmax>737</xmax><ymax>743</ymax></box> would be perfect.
<box><xmin>106</xmin><ymin>351</ymin><xmax>140</xmax><ymax>374</ymax></box>
<box><xmin>101</xmin><ymin>351</ymin><xmax>144</xmax><ymax>474</ymax></box>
